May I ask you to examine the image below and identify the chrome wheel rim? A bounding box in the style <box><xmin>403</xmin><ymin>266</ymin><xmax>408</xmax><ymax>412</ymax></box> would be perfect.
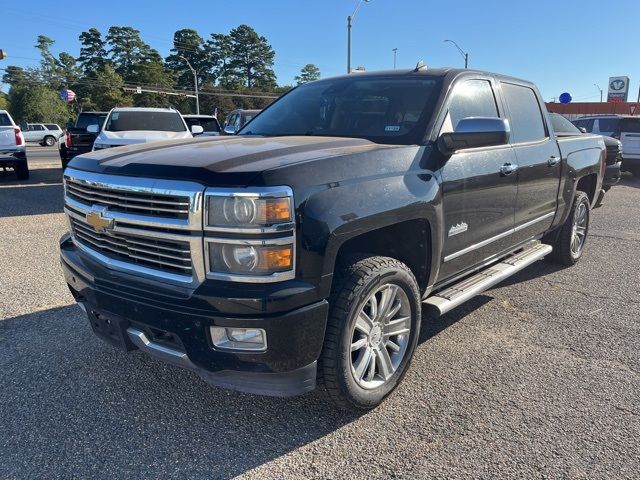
<box><xmin>571</xmin><ymin>202</ymin><xmax>588</xmax><ymax>256</ymax></box>
<box><xmin>349</xmin><ymin>283</ymin><xmax>411</xmax><ymax>390</ymax></box>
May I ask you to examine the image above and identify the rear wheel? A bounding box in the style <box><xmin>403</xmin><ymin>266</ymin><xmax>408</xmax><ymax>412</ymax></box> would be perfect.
<box><xmin>547</xmin><ymin>191</ymin><xmax>590</xmax><ymax>266</ymax></box>
<box><xmin>14</xmin><ymin>161</ymin><xmax>29</xmax><ymax>180</ymax></box>
<box><xmin>44</xmin><ymin>136</ymin><xmax>56</xmax><ymax>147</ymax></box>
<box><xmin>319</xmin><ymin>256</ymin><xmax>421</xmax><ymax>411</ymax></box>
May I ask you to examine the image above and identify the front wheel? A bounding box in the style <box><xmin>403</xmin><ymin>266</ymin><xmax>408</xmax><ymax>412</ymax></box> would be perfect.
<box><xmin>44</xmin><ymin>136</ymin><xmax>56</xmax><ymax>147</ymax></box>
<box><xmin>319</xmin><ymin>256</ymin><xmax>421</xmax><ymax>411</ymax></box>
<box><xmin>547</xmin><ymin>191</ymin><xmax>590</xmax><ymax>266</ymax></box>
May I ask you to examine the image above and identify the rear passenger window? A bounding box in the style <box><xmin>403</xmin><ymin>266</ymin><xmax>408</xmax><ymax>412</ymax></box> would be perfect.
<box><xmin>0</xmin><ymin>114</ymin><xmax>11</xmax><ymax>127</ymax></box>
<box><xmin>502</xmin><ymin>83</ymin><xmax>547</xmax><ymax>143</ymax></box>
<box><xmin>445</xmin><ymin>80</ymin><xmax>499</xmax><ymax>131</ymax></box>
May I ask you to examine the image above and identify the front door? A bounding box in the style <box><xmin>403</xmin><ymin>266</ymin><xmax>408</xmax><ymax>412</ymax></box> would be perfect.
<box><xmin>437</xmin><ymin>78</ymin><xmax>518</xmax><ymax>281</ymax></box>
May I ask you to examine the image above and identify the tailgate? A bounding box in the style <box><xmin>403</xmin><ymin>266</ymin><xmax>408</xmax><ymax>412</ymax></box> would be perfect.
<box><xmin>70</xmin><ymin>130</ymin><xmax>97</xmax><ymax>147</ymax></box>
<box><xmin>620</xmin><ymin>118</ymin><xmax>640</xmax><ymax>155</ymax></box>
<box><xmin>0</xmin><ymin>126</ymin><xmax>16</xmax><ymax>149</ymax></box>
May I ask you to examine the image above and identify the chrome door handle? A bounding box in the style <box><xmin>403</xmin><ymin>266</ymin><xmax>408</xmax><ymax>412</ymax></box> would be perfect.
<box><xmin>548</xmin><ymin>156</ymin><xmax>560</xmax><ymax>167</ymax></box>
<box><xmin>500</xmin><ymin>163</ymin><xmax>517</xmax><ymax>176</ymax></box>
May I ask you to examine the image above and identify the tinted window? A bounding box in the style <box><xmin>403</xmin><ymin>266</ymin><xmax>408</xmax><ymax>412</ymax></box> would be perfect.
<box><xmin>620</xmin><ymin>118</ymin><xmax>640</xmax><ymax>133</ymax></box>
<box><xmin>550</xmin><ymin>114</ymin><xmax>581</xmax><ymax>134</ymax></box>
<box><xmin>240</xmin><ymin>77</ymin><xmax>442</xmax><ymax>144</ymax></box>
<box><xmin>76</xmin><ymin>114</ymin><xmax>106</xmax><ymax>130</ymax></box>
<box><xmin>184</xmin><ymin>117</ymin><xmax>220</xmax><ymax>132</ymax></box>
<box><xmin>30</xmin><ymin>124</ymin><xmax>45</xmax><ymax>131</ymax></box>
<box><xmin>0</xmin><ymin>114</ymin><xmax>12</xmax><ymax>127</ymax></box>
<box><xmin>447</xmin><ymin>80</ymin><xmax>499</xmax><ymax>130</ymax></box>
<box><xmin>502</xmin><ymin>83</ymin><xmax>547</xmax><ymax>143</ymax></box>
<box><xmin>597</xmin><ymin>118</ymin><xmax>619</xmax><ymax>133</ymax></box>
<box><xmin>44</xmin><ymin>124</ymin><xmax>59</xmax><ymax>130</ymax></box>
<box><xmin>572</xmin><ymin>119</ymin><xmax>595</xmax><ymax>132</ymax></box>
<box><xmin>105</xmin><ymin>111</ymin><xmax>186</xmax><ymax>132</ymax></box>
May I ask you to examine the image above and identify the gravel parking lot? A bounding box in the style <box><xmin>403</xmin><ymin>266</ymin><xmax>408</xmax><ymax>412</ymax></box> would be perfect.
<box><xmin>1</xmin><ymin>147</ymin><xmax>638</xmax><ymax>479</ymax></box>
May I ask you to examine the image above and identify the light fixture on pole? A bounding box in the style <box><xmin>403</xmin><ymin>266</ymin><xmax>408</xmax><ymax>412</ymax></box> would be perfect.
<box><xmin>179</xmin><ymin>55</ymin><xmax>200</xmax><ymax>114</ymax></box>
<box><xmin>594</xmin><ymin>83</ymin><xmax>603</xmax><ymax>103</ymax></box>
<box><xmin>347</xmin><ymin>0</ymin><xmax>371</xmax><ymax>73</ymax></box>
<box><xmin>392</xmin><ymin>48</ymin><xmax>398</xmax><ymax>69</ymax></box>
<box><xmin>444</xmin><ymin>39</ymin><xmax>468</xmax><ymax>69</ymax></box>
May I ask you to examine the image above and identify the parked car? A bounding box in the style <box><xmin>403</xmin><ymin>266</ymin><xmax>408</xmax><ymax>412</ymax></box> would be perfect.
<box><xmin>572</xmin><ymin>115</ymin><xmax>640</xmax><ymax>176</ymax></box>
<box><xmin>550</xmin><ymin>113</ymin><xmax>621</xmax><ymax>194</ymax></box>
<box><xmin>183</xmin><ymin>114</ymin><xmax>222</xmax><ymax>137</ymax></box>
<box><xmin>22</xmin><ymin>123</ymin><xmax>63</xmax><ymax>146</ymax></box>
<box><xmin>60</xmin><ymin>68</ymin><xmax>604</xmax><ymax>410</ymax></box>
<box><xmin>0</xmin><ymin>110</ymin><xmax>28</xmax><ymax>179</ymax></box>
<box><xmin>60</xmin><ymin>111</ymin><xmax>108</xmax><ymax>169</ymax></box>
<box><xmin>223</xmin><ymin>109</ymin><xmax>261</xmax><ymax>134</ymax></box>
<box><xmin>88</xmin><ymin>107</ymin><xmax>202</xmax><ymax>151</ymax></box>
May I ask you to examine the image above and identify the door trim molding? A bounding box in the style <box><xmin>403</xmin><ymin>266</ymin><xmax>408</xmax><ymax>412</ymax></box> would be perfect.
<box><xmin>443</xmin><ymin>211</ymin><xmax>555</xmax><ymax>263</ymax></box>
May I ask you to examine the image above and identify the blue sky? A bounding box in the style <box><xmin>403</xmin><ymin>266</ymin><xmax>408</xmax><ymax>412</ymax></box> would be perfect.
<box><xmin>2</xmin><ymin>0</ymin><xmax>639</xmax><ymax>101</ymax></box>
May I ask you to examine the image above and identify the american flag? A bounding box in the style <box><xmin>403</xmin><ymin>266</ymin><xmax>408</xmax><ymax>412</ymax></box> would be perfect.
<box><xmin>60</xmin><ymin>89</ymin><xmax>76</xmax><ymax>102</ymax></box>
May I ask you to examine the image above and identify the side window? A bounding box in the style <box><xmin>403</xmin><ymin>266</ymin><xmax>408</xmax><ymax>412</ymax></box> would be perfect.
<box><xmin>502</xmin><ymin>83</ymin><xmax>547</xmax><ymax>143</ymax></box>
<box><xmin>233</xmin><ymin>114</ymin><xmax>242</xmax><ymax>130</ymax></box>
<box><xmin>574</xmin><ymin>119</ymin><xmax>595</xmax><ymax>132</ymax></box>
<box><xmin>596</xmin><ymin>118</ymin><xmax>619</xmax><ymax>134</ymax></box>
<box><xmin>442</xmin><ymin>79</ymin><xmax>499</xmax><ymax>133</ymax></box>
<box><xmin>34</xmin><ymin>124</ymin><xmax>45</xmax><ymax>131</ymax></box>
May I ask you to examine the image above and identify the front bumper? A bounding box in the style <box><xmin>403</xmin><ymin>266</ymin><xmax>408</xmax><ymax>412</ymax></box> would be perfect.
<box><xmin>603</xmin><ymin>161</ymin><xmax>622</xmax><ymax>189</ymax></box>
<box><xmin>60</xmin><ymin>234</ymin><xmax>328</xmax><ymax>397</ymax></box>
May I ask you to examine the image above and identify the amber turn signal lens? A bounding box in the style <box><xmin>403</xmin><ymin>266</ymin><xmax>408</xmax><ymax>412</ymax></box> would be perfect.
<box><xmin>260</xmin><ymin>245</ymin><xmax>293</xmax><ymax>270</ymax></box>
<box><xmin>260</xmin><ymin>198</ymin><xmax>292</xmax><ymax>223</ymax></box>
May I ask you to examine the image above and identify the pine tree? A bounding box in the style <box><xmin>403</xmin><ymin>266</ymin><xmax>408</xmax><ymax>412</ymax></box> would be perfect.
<box><xmin>294</xmin><ymin>64</ymin><xmax>321</xmax><ymax>85</ymax></box>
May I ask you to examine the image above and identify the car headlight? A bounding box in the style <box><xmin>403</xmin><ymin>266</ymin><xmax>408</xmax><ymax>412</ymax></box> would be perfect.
<box><xmin>207</xmin><ymin>240</ymin><xmax>293</xmax><ymax>275</ymax></box>
<box><xmin>93</xmin><ymin>143</ymin><xmax>111</xmax><ymax>150</ymax></box>
<box><xmin>205</xmin><ymin>192</ymin><xmax>292</xmax><ymax>229</ymax></box>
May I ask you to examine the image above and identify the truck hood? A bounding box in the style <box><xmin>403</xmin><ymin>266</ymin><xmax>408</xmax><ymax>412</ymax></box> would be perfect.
<box><xmin>68</xmin><ymin>135</ymin><xmax>399</xmax><ymax>186</ymax></box>
<box><xmin>96</xmin><ymin>130</ymin><xmax>193</xmax><ymax>146</ymax></box>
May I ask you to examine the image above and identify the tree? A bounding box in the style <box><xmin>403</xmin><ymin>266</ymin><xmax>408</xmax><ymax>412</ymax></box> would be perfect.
<box><xmin>57</xmin><ymin>52</ymin><xmax>81</xmax><ymax>86</ymax></box>
<box><xmin>78</xmin><ymin>28</ymin><xmax>108</xmax><ymax>75</ymax></box>
<box><xmin>0</xmin><ymin>93</ymin><xmax>8</xmax><ymax>110</ymax></box>
<box><xmin>106</xmin><ymin>26</ymin><xmax>161</xmax><ymax>78</ymax></box>
<box><xmin>35</xmin><ymin>35</ymin><xmax>58</xmax><ymax>82</ymax></box>
<box><xmin>226</xmin><ymin>25</ymin><xmax>276</xmax><ymax>89</ymax></box>
<box><xmin>90</xmin><ymin>64</ymin><xmax>132</xmax><ymax>110</ymax></box>
<box><xmin>133</xmin><ymin>60</ymin><xmax>175</xmax><ymax>108</ymax></box>
<box><xmin>166</xmin><ymin>29</ymin><xmax>210</xmax><ymax>88</ymax></box>
<box><xmin>10</xmin><ymin>85</ymin><xmax>71</xmax><ymax>124</ymax></box>
<box><xmin>294</xmin><ymin>64</ymin><xmax>321</xmax><ymax>85</ymax></box>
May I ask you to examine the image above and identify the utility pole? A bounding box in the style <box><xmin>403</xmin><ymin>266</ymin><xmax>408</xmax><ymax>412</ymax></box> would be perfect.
<box><xmin>347</xmin><ymin>0</ymin><xmax>370</xmax><ymax>73</ymax></box>
<box><xmin>179</xmin><ymin>55</ymin><xmax>199</xmax><ymax>114</ymax></box>
<box><xmin>594</xmin><ymin>83</ymin><xmax>603</xmax><ymax>102</ymax></box>
<box><xmin>392</xmin><ymin>48</ymin><xmax>398</xmax><ymax>69</ymax></box>
<box><xmin>444</xmin><ymin>39</ymin><xmax>469</xmax><ymax>68</ymax></box>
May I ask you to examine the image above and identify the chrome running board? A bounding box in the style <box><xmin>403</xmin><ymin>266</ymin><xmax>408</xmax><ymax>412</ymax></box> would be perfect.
<box><xmin>424</xmin><ymin>242</ymin><xmax>552</xmax><ymax>317</ymax></box>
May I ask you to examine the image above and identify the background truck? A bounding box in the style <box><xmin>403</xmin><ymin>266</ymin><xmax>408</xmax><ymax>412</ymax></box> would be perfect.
<box><xmin>59</xmin><ymin>111</ymin><xmax>108</xmax><ymax>169</ymax></box>
<box><xmin>0</xmin><ymin>110</ymin><xmax>28</xmax><ymax>180</ymax></box>
<box><xmin>59</xmin><ymin>67</ymin><xmax>605</xmax><ymax>410</ymax></box>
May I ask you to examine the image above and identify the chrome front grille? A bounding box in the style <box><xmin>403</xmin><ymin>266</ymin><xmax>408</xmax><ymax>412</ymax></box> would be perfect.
<box><xmin>70</xmin><ymin>216</ymin><xmax>192</xmax><ymax>275</ymax></box>
<box><xmin>65</xmin><ymin>176</ymin><xmax>191</xmax><ymax>219</ymax></box>
<box><xmin>63</xmin><ymin>168</ymin><xmax>206</xmax><ymax>286</ymax></box>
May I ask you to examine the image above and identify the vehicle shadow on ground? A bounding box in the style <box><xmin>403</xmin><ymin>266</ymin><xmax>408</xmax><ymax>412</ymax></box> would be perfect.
<box><xmin>0</xmin><ymin>168</ymin><xmax>64</xmax><ymax>218</ymax></box>
<box><xmin>619</xmin><ymin>172</ymin><xmax>640</xmax><ymax>189</ymax></box>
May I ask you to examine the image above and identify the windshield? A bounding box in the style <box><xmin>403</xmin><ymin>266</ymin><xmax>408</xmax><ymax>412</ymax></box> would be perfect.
<box><xmin>185</xmin><ymin>117</ymin><xmax>220</xmax><ymax>132</ymax></box>
<box><xmin>239</xmin><ymin>76</ymin><xmax>442</xmax><ymax>144</ymax></box>
<box><xmin>76</xmin><ymin>114</ymin><xmax>106</xmax><ymax>130</ymax></box>
<box><xmin>105</xmin><ymin>111</ymin><xmax>186</xmax><ymax>132</ymax></box>
<box><xmin>551</xmin><ymin>113</ymin><xmax>581</xmax><ymax>134</ymax></box>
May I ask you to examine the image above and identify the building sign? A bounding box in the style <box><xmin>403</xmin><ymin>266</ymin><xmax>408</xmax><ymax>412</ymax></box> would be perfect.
<box><xmin>607</xmin><ymin>76</ymin><xmax>630</xmax><ymax>102</ymax></box>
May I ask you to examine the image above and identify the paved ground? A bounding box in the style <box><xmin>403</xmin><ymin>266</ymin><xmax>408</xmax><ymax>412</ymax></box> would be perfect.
<box><xmin>1</xmin><ymin>147</ymin><xmax>638</xmax><ymax>479</ymax></box>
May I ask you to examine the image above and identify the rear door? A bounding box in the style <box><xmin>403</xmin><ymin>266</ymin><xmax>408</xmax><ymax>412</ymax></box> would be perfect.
<box><xmin>619</xmin><ymin>117</ymin><xmax>640</xmax><ymax>157</ymax></box>
<box><xmin>0</xmin><ymin>112</ymin><xmax>16</xmax><ymax>149</ymax></box>
<box><xmin>438</xmin><ymin>77</ymin><xmax>519</xmax><ymax>280</ymax></box>
<box><xmin>501</xmin><ymin>82</ymin><xmax>562</xmax><ymax>243</ymax></box>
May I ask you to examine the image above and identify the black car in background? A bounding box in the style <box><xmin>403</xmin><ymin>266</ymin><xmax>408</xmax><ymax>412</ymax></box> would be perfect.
<box><xmin>550</xmin><ymin>113</ymin><xmax>621</xmax><ymax>192</ymax></box>
<box><xmin>60</xmin><ymin>111</ymin><xmax>108</xmax><ymax>169</ymax></box>
<box><xmin>182</xmin><ymin>115</ymin><xmax>222</xmax><ymax>136</ymax></box>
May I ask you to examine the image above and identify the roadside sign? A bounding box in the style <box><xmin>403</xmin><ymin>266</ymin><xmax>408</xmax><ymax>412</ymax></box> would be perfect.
<box><xmin>607</xmin><ymin>76</ymin><xmax>630</xmax><ymax>102</ymax></box>
<box><xmin>559</xmin><ymin>92</ymin><xmax>572</xmax><ymax>104</ymax></box>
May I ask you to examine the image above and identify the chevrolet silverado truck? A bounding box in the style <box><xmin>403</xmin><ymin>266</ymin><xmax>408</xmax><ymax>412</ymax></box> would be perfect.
<box><xmin>0</xmin><ymin>110</ymin><xmax>28</xmax><ymax>179</ymax></box>
<box><xmin>60</xmin><ymin>68</ymin><xmax>605</xmax><ymax>410</ymax></box>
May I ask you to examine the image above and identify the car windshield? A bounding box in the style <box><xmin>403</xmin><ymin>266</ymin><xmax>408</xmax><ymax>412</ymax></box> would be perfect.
<box><xmin>551</xmin><ymin>113</ymin><xmax>581</xmax><ymax>134</ymax></box>
<box><xmin>105</xmin><ymin>111</ymin><xmax>186</xmax><ymax>132</ymax></box>
<box><xmin>239</xmin><ymin>76</ymin><xmax>442</xmax><ymax>144</ymax></box>
<box><xmin>76</xmin><ymin>114</ymin><xmax>106</xmax><ymax>130</ymax></box>
<box><xmin>185</xmin><ymin>117</ymin><xmax>220</xmax><ymax>132</ymax></box>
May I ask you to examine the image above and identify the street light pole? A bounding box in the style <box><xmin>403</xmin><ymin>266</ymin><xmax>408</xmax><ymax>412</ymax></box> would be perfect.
<box><xmin>347</xmin><ymin>0</ymin><xmax>370</xmax><ymax>73</ymax></box>
<box><xmin>392</xmin><ymin>48</ymin><xmax>398</xmax><ymax>69</ymax></box>
<box><xmin>179</xmin><ymin>55</ymin><xmax>199</xmax><ymax>114</ymax></box>
<box><xmin>594</xmin><ymin>83</ymin><xmax>603</xmax><ymax>102</ymax></box>
<box><xmin>444</xmin><ymin>39</ymin><xmax>469</xmax><ymax>68</ymax></box>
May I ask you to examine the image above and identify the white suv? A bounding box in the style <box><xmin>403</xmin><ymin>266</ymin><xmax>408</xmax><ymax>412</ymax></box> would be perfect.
<box><xmin>573</xmin><ymin>115</ymin><xmax>640</xmax><ymax>176</ymax></box>
<box><xmin>88</xmin><ymin>107</ymin><xmax>203</xmax><ymax>150</ymax></box>
<box><xmin>23</xmin><ymin>123</ymin><xmax>63</xmax><ymax>146</ymax></box>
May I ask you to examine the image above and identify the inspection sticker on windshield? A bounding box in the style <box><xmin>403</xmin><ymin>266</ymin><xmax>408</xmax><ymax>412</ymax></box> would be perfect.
<box><xmin>111</xmin><ymin>113</ymin><xmax>119</xmax><ymax>120</ymax></box>
<box><xmin>385</xmin><ymin>125</ymin><xmax>400</xmax><ymax>132</ymax></box>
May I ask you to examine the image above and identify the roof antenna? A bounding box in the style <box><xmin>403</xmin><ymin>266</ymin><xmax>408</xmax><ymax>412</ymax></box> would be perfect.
<box><xmin>414</xmin><ymin>59</ymin><xmax>428</xmax><ymax>72</ymax></box>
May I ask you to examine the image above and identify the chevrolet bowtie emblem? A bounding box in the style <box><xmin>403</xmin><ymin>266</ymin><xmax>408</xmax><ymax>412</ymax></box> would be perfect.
<box><xmin>86</xmin><ymin>210</ymin><xmax>113</xmax><ymax>232</ymax></box>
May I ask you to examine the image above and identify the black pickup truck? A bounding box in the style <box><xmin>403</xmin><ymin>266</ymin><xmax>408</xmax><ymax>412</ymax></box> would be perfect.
<box><xmin>60</xmin><ymin>68</ymin><xmax>605</xmax><ymax>410</ymax></box>
<box><xmin>59</xmin><ymin>111</ymin><xmax>108</xmax><ymax>169</ymax></box>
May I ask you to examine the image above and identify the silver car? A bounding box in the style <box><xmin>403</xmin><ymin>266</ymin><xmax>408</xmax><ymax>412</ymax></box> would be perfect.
<box><xmin>22</xmin><ymin>123</ymin><xmax>63</xmax><ymax>146</ymax></box>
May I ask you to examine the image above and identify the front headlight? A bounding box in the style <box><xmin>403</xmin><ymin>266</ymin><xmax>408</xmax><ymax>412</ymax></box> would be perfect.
<box><xmin>204</xmin><ymin>187</ymin><xmax>296</xmax><ymax>281</ymax></box>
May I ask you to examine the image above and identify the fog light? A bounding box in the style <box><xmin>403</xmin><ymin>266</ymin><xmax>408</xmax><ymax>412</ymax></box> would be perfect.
<box><xmin>210</xmin><ymin>326</ymin><xmax>267</xmax><ymax>351</ymax></box>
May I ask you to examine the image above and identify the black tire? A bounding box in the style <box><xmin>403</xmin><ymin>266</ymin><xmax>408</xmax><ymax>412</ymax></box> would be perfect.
<box><xmin>547</xmin><ymin>191</ymin><xmax>590</xmax><ymax>266</ymax></box>
<box><xmin>319</xmin><ymin>255</ymin><xmax>421</xmax><ymax>411</ymax></box>
<box><xmin>44</xmin><ymin>136</ymin><xmax>56</xmax><ymax>147</ymax></box>
<box><xmin>15</xmin><ymin>161</ymin><xmax>29</xmax><ymax>180</ymax></box>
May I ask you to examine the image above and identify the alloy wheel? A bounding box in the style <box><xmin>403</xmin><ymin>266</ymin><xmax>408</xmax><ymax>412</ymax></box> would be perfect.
<box><xmin>571</xmin><ymin>202</ymin><xmax>588</xmax><ymax>256</ymax></box>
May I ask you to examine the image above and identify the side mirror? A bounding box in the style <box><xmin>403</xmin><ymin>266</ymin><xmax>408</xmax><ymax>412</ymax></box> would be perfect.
<box><xmin>438</xmin><ymin>117</ymin><xmax>510</xmax><ymax>155</ymax></box>
<box><xmin>86</xmin><ymin>124</ymin><xmax>99</xmax><ymax>134</ymax></box>
<box><xmin>579</xmin><ymin>127</ymin><xmax>587</xmax><ymax>133</ymax></box>
<box><xmin>223</xmin><ymin>125</ymin><xmax>237</xmax><ymax>135</ymax></box>
<box><xmin>191</xmin><ymin>125</ymin><xmax>204</xmax><ymax>135</ymax></box>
